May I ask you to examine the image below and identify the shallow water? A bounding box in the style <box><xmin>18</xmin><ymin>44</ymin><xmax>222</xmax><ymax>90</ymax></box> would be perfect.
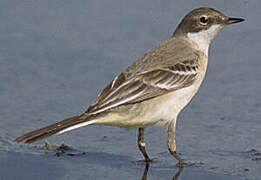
<box><xmin>1</xmin><ymin>0</ymin><xmax>261</xmax><ymax>180</ymax></box>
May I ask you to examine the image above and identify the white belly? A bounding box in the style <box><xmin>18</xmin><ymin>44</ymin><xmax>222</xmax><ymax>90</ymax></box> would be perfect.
<box><xmin>139</xmin><ymin>80</ymin><xmax>202</xmax><ymax>127</ymax></box>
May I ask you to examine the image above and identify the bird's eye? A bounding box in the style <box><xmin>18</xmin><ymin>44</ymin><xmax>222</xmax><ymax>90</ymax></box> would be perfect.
<box><xmin>200</xmin><ymin>16</ymin><xmax>208</xmax><ymax>25</ymax></box>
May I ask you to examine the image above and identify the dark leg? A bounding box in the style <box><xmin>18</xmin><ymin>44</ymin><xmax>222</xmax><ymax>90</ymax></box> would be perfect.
<box><xmin>141</xmin><ymin>163</ymin><xmax>149</xmax><ymax>180</ymax></box>
<box><xmin>167</xmin><ymin>120</ymin><xmax>184</xmax><ymax>167</ymax></box>
<box><xmin>138</xmin><ymin>128</ymin><xmax>151</xmax><ymax>162</ymax></box>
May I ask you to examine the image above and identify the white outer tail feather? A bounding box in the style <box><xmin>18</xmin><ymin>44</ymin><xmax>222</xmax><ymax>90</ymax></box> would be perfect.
<box><xmin>57</xmin><ymin>120</ymin><xmax>97</xmax><ymax>135</ymax></box>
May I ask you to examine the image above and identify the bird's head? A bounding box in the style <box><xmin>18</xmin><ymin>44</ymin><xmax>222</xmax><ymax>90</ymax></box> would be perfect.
<box><xmin>174</xmin><ymin>7</ymin><xmax>244</xmax><ymax>45</ymax></box>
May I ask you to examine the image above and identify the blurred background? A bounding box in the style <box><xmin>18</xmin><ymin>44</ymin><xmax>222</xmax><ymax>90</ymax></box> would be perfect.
<box><xmin>0</xmin><ymin>0</ymin><xmax>260</xmax><ymax>179</ymax></box>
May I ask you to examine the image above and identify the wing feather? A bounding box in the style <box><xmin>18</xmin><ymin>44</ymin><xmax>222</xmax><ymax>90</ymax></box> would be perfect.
<box><xmin>86</xmin><ymin>59</ymin><xmax>200</xmax><ymax>115</ymax></box>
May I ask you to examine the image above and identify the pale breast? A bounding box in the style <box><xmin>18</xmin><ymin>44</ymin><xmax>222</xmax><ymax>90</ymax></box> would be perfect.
<box><xmin>139</xmin><ymin>56</ymin><xmax>208</xmax><ymax>126</ymax></box>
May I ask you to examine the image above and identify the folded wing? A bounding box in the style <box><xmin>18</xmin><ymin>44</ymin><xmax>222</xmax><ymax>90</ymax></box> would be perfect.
<box><xmin>86</xmin><ymin>59</ymin><xmax>200</xmax><ymax>115</ymax></box>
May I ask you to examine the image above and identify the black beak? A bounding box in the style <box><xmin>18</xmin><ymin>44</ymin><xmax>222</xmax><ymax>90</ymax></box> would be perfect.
<box><xmin>226</xmin><ymin>17</ymin><xmax>245</xmax><ymax>24</ymax></box>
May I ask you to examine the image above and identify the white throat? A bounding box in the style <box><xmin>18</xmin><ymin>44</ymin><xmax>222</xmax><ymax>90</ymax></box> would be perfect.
<box><xmin>187</xmin><ymin>24</ymin><xmax>223</xmax><ymax>56</ymax></box>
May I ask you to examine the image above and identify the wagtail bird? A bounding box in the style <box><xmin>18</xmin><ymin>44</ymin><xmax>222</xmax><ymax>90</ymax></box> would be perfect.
<box><xmin>15</xmin><ymin>7</ymin><xmax>244</xmax><ymax>166</ymax></box>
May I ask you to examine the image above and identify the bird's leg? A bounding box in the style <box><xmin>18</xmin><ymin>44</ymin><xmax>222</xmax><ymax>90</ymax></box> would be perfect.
<box><xmin>138</xmin><ymin>128</ymin><xmax>152</xmax><ymax>162</ymax></box>
<box><xmin>167</xmin><ymin>120</ymin><xmax>184</xmax><ymax>167</ymax></box>
<box><xmin>141</xmin><ymin>163</ymin><xmax>149</xmax><ymax>180</ymax></box>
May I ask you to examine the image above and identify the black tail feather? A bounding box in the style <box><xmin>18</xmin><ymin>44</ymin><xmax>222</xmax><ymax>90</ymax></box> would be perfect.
<box><xmin>15</xmin><ymin>115</ymin><xmax>89</xmax><ymax>144</ymax></box>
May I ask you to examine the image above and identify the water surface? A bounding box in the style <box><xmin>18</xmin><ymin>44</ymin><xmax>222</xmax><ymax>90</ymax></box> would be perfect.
<box><xmin>0</xmin><ymin>0</ymin><xmax>260</xmax><ymax>179</ymax></box>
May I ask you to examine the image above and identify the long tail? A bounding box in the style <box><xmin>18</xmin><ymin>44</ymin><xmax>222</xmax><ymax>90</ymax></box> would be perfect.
<box><xmin>15</xmin><ymin>115</ymin><xmax>96</xmax><ymax>144</ymax></box>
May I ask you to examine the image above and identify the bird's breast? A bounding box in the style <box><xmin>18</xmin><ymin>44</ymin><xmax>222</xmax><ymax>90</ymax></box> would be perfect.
<box><xmin>141</xmin><ymin>60</ymin><xmax>208</xmax><ymax>126</ymax></box>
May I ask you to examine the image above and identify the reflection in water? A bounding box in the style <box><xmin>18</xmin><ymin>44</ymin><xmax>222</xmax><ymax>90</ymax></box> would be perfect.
<box><xmin>172</xmin><ymin>166</ymin><xmax>183</xmax><ymax>180</ymax></box>
<box><xmin>140</xmin><ymin>163</ymin><xmax>183</xmax><ymax>180</ymax></box>
<box><xmin>141</xmin><ymin>163</ymin><xmax>149</xmax><ymax>180</ymax></box>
